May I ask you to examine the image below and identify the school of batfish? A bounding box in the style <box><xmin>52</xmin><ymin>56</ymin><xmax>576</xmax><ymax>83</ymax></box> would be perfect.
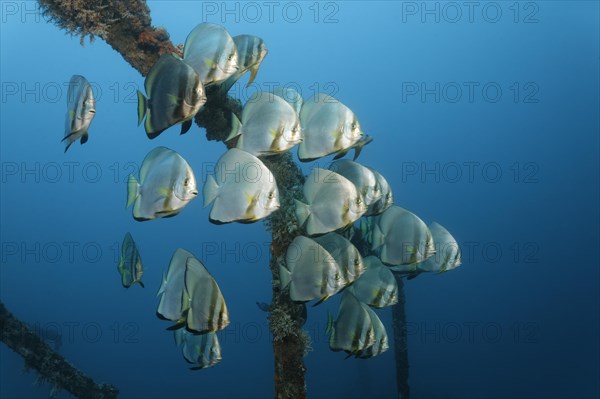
<box><xmin>61</xmin><ymin>22</ymin><xmax>462</xmax><ymax>368</ymax></box>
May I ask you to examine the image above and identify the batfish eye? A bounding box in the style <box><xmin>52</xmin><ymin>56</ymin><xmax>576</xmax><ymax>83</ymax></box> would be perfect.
<box><xmin>268</xmin><ymin>191</ymin><xmax>274</xmax><ymax>199</ymax></box>
<box><xmin>355</xmin><ymin>197</ymin><xmax>362</xmax><ymax>205</ymax></box>
<box><xmin>228</xmin><ymin>54</ymin><xmax>234</xmax><ymax>61</ymax></box>
<box><xmin>184</xmin><ymin>178</ymin><xmax>189</xmax><ymax>186</ymax></box>
<box><xmin>354</xmin><ymin>258</ymin><xmax>359</xmax><ymax>266</ymax></box>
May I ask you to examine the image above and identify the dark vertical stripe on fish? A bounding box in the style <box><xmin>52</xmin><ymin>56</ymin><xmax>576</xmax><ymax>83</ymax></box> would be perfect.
<box><xmin>207</xmin><ymin>283</ymin><xmax>219</xmax><ymax>331</ymax></box>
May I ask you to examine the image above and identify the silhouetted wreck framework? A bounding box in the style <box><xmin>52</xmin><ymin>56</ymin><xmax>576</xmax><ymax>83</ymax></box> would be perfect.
<box><xmin>0</xmin><ymin>1</ymin><xmax>410</xmax><ymax>398</ymax></box>
<box><xmin>0</xmin><ymin>303</ymin><xmax>118</xmax><ymax>399</ymax></box>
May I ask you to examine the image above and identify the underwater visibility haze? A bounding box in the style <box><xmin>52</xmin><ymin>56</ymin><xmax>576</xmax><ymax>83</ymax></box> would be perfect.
<box><xmin>0</xmin><ymin>1</ymin><xmax>599</xmax><ymax>398</ymax></box>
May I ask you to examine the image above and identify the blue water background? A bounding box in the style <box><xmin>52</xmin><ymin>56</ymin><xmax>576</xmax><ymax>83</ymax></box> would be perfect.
<box><xmin>1</xmin><ymin>1</ymin><xmax>598</xmax><ymax>398</ymax></box>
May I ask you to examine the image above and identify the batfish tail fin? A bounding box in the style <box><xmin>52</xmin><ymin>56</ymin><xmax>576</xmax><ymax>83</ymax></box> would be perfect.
<box><xmin>203</xmin><ymin>174</ymin><xmax>219</xmax><ymax>207</ymax></box>
<box><xmin>127</xmin><ymin>174</ymin><xmax>141</xmax><ymax>208</ymax></box>
<box><xmin>294</xmin><ymin>199</ymin><xmax>310</xmax><ymax>227</ymax></box>
<box><xmin>137</xmin><ymin>90</ymin><xmax>147</xmax><ymax>126</ymax></box>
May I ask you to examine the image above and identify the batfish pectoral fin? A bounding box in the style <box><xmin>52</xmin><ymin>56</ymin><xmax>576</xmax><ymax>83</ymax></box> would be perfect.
<box><xmin>312</xmin><ymin>295</ymin><xmax>330</xmax><ymax>307</ymax></box>
<box><xmin>137</xmin><ymin>90</ymin><xmax>147</xmax><ymax>126</ymax></box>
<box><xmin>325</xmin><ymin>310</ymin><xmax>333</xmax><ymax>336</ymax></box>
<box><xmin>167</xmin><ymin>94</ymin><xmax>181</xmax><ymax>106</ymax></box>
<box><xmin>61</xmin><ymin>130</ymin><xmax>77</xmax><ymax>143</ymax></box>
<box><xmin>246</xmin><ymin>65</ymin><xmax>260</xmax><ymax>87</ymax></box>
<box><xmin>204</xmin><ymin>58</ymin><xmax>216</xmax><ymax>69</ymax></box>
<box><xmin>225</xmin><ymin>113</ymin><xmax>242</xmax><ymax>141</ymax></box>
<box><xmin>166</xmin><ymin>318</ymin><xmax>187</xmax><ymax>331</ymax></box>
<box><xmin>333</xmin><ymin>148</ymin><xmax>349</xmax><ymax>160</ymax></box>
<box><xmin>353</xmin><ymin>135</ymin><xmax>373</xmax><ymax>160</ymax></box>
<box><xmin>157</xmin><ymin>187</ymin><xmax>172</xmax><ymax>197</ymax></box>
<box><xmin>180</xmin><ymin>119</ymin><xmax>193</xmax><ymax>135</ymax></box>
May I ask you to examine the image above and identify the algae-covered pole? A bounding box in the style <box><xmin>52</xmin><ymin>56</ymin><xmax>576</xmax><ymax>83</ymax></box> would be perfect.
<box><xmin>0</xmin><ymin>302</ymin><xmax>118</xmax><ymax>399</ymax></box>
<box><xmin>262</xmin><ymin>154</ymin><xmax>308</xmax><ymax>399</ymax></box>
<box><xmin>392</xmin><ymin>275</ymin><xmax>410</xmax><ymax>399</ymax></box>
<box><xmin>38</xmin><ymin>0</ymin><xmax>178</xmax><ymax>76</ymax></box>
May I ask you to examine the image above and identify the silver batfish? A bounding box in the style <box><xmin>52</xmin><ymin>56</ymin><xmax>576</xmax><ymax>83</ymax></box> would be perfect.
<box><xmin>137</xmin><ymin>54</ymin><xmax>206</xmax><ymax>139</ymax></box>
<box><xmin>157</xmin><ymin>249</ymin><xmax>229</xmax><ymax>334</ymax></box>
<box><xmin>157</xmin><ymin>248</ymin><xmax>194</xmax><ymax>324</ymax></box>
<box><xmin>273</xmin><ymin>86</ymin><xmax>303</xmax><ymax>115</ymax></box>
<box><xmin>281</xmin><ymin>236</ymin><xmax>346</xmax><ymax>304</ymax></box>
<box><xmin>183</xmin><ymin>23</ymin><xmax>239</xmax><ymax>86</ymax></box>
<box><xmin>348</xmin><ymin>256</ymin><xmax>398</xmax><ymax>308</ymax></box>
<box><xmin>218</xmin><ymin>34</ymin><xmax>267</xmax><ymax>94</ymax></box>
<box><xmin>226</xmin><ymin>93</ymin><xmax>302</xmax><ymax>156</ymax></box>
<box><xmin>203</xmin><ymin>148</ymin><xmax>279</xmax><ymax>223</ymax></box>
<box><xmin>329</xmin><ymin>159</ymin><xmax>381</xmax><ymax>206</ymax></box>
<box><xmin>174</xmin><ymin>329</ymin><xmax>222</xmax><ymax>370</ymax></box>
<box><xmin>62</xmin><ymin>75</ymin><xmax>95</xmax><ymax>152</ymax></box>
<box><xmin>183</xmin><ymin>256</ymin><xmax>229</xmax><ymax>333</ymax></box>
<box><xmin>355</xmin><ymin>306</ymin><xmax>388</xmax><ymax>358</ymax></box>
<box><xmin>364</xmin><ymin>168</ymin><xmax>393</xmax><ymax>216</ymax></box>
<box><xmin>313</xmin><ymin>232</ymin><xmax>365</xmax><ymax>285</ymax></box>
<box><xmin>298</xmin><ymin>93</ymin><xmax>364</xmax><ymax>162</ymax></box>
<box><xmin>127</xmin><ymin>147</ymin><xmax>198</xmax><ymax>221</ymax></box>
<box><xmin>117</xmin><ymin>232</ymin><xmax>144</xmax><ymax>288</ymax></box>
<box><xmin>327</xmin><ymin>291</ymin><xmax>375</xmax><ymax>357</ymax></box>
<box><xmin>416</xmin><ymin>222</ymin><xmax>462</xmax><ymax>274</ymax></box>
<box><xmin>295</xmin><ymin>168</ymin><xmax>367</xmax><ymax>236</ymax></box>
<box><xmin>371</xmin><ymin>206</ymin><xmax>435</xmax><ymax>266</ymax></box>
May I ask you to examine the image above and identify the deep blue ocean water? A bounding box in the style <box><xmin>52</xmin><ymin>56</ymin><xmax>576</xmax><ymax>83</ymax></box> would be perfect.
<box><xmin>1</xmin><ymin>1</ymin><xmax>598</xmax><ymax>398</ymax></box>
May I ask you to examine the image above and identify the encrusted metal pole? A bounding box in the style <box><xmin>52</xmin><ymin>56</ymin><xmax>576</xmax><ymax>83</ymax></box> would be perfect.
<box><xmin>0</xmin><ymin>302</ymin><xmax>118</xmax><ymax>399</ymax></box>
<box><xmin>262</xmin><ymin>154</ymin><xmax>308</xmax><ymax>399</ymax></box>
<box><xmin>392</xmin><ymin>274</ymin><xmax>410</xmax><ymax>399</ymax></box>
<box><xmin>38</xmin><ymin>0</ymin><xmax>178</xmax><ymax>76</ymax></box>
